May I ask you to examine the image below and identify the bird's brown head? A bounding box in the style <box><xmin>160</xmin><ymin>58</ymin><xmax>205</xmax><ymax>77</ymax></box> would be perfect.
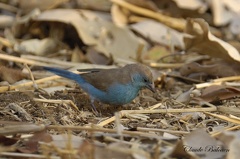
<box><xmin>126</xmin><ymin>64</ymin><xmax>155</xmax><ymax>92</ymax></box>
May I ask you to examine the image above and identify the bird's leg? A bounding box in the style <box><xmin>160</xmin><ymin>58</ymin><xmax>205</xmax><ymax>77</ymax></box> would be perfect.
<box><xmin>90</xmin><ymin>97</ymin><xmax>98</xmax><ymax>113</ymax></box>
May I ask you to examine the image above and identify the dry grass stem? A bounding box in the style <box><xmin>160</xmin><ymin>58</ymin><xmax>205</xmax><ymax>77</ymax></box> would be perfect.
<box><xmin>218</xmin><ymin>106</ymin><xmax>240</xmax><ymax>117</ymax></box>
<box><xmin>211</xmin><ymin>125</ymin><xmax>240</xmax><ymax>137</ymax></box>
<box><xmin>204</xmin><ymin>112</ymin><xmax>240</xmax><ymax>124</ymax></box>
<box><xmin>0</xmin><ymin>2</ymin><xmax>18</xmax><ymax>12</ymax></box>
<box><xmin>0</xmin><ymin>53</ymin><xmax>50</xmax><ymax>66</ymax></box>
<box><xmin>0</xmin><ymin>37</ymin><xmax>12</xmax><ymax>47</ymax></box>
<box><xmin>149</xmin><ymin>62</ymin><xmax>184</xmax><ymax>68</ymax></box>
<box><xmin>33</xmin><ymin>98</ymin><xmax>80</xmax><ymax>112</ymax></box>
<box><xmin>136</xmin><ymin>127</ymin><xmax>190</xmax><ymax>135</ymax></box>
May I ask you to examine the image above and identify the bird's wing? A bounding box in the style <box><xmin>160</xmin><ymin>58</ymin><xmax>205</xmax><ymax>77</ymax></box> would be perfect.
<box><xmin>77</xmin><ymin>68</ymin><xmax>103</xmax><ymax>73</ymax></box>
<box><xmin>80</xmin><ymin>68</ymin><xmax>132</xmax><ymax>92</ymax></box>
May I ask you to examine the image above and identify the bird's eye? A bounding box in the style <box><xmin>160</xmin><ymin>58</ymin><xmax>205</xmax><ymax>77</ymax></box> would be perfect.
<box><xmin>143</xmin><ymin>78</ymin><xmax>148</xmax><ymax>83</ymax></box>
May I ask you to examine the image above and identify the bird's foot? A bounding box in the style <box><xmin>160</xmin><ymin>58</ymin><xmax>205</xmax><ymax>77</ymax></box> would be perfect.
<box><xmin>90</xmin><ymin>99</ymin><xmax>101</xmax><ymax>116</ymax></box>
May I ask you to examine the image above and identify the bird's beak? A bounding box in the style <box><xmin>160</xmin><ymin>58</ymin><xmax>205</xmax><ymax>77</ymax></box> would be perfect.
<box><xmin>146</xmin><ymin>83</ymin><xmax>156</xmax><ymax>93</ymax></box>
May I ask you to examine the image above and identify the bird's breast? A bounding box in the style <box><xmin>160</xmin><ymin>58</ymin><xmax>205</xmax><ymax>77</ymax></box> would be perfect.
<box><xmin>102</xmin><ymin>83</ymin><xmax>140</xmax><ymax>105</ymax></box>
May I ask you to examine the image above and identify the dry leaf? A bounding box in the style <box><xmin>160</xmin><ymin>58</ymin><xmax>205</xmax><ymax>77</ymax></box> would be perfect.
<box><xmin>0</xmin><ymin>66</ymin><xmax>26</xmax><ymax>84</ymax></box>
<box><xmin>0</xmin><ymin>15</ymin><xmax>14</xmax><ymax>28</ymax></box>
<box><xmin>163</xmin><ymin>132</ymin><xmax>179</xmax><ymax>140</ymax></box>
<box><xmin>223</xmin><ymin>0</ymin><xmax>240</xmax><ymax>12</ymax></box>
<box><xmin>175</xmin><ymin>88</ymin><xmax>193</xmax><ymax>103</ymax></box>
<box><xmin>173</xmin><ymin>0</ymin><xmax>207</xmax><ymax>12</ymax></box>
<box><xmin>229</xmin><ymin>41</ymin><xmax>240</xmax><ymax>52</ymax></box>
<box><xmin>51</xmin><ymin>134</ymin><xmax>84</xmax><ymax>149</ymax></box>
<box><xmin>171</xmin><ymin>129</ymin><xmax>226</xmax><ymax>159</ymax></box>
<box><xmin>0</xmin><ymin>121</ymin><xmax>45</xmax><ymax>135</ymax></box>
<box><xmin>76</xmin><ymin>0</ymin><xmax>111</xmax><ymax>11</ymax></box>
<box><xmin>144</xmin><ymin>45</ymin><xmax>171</xmax><ymax>61</ymax></box>
<box><xmin>0</xmin><ymin>135</ymin><xmax>19</xmax><ymax>146</ymax></box>
<box><xmin>78</xmin><ymin>140</ymin><xmax>94</xmax><ymax>158</ymax></box>
<box><xmin>170</xmin><ymin>140</ymin><xmax>193</xmax><ymax>158</ymax></box>
<box><xmin>184</xmin><ymin>18</ymin><xmax>240</xmax><ymax>63</ymax></box>
<box><xmin>175</xmin><ymin>87</ymin><xmax>201</xmax><ymax>103</ymax></box>
<box><xmin>35</xmin><ymin>9</ymin><xmax>96</xmax><ymax>44</ymax></box>
<box><xmin>14</xmin><ymin>38</ymin><xmax>58</xmax><ymax>55</ymax></box>
<box><xmin>229</xmin><ymin>13</ymin><xmax>240</xmax><ymax>35</ymax></box>
<box><xmin>6</xmin><ymin>103</ymin><xmax>33</xmax><ymax>121</ymax></box>
<box><xmin>18</xmin><ymin>131</ymin><xmax>52</xmax><ymax>153</ymax></box>
<box><xmin>35</xmin><ymin>9</ymin><xmax>143</xmax><ymax>61</ymax></box>
<box><xmin>86</xmin><ymin>47</ymin><xmax>112</xmax><ymax>65</ymax></box>
<box><xmin>52</xmin><ymin>136</ymin><xmax>131</xmax><ymax>159</ymax></box>
<box><xmin>217</xmin><ymin>131</ymin><xmax>240</xmax><ymax>159</ymax></box>
<box><xmin>71</xmin><ymin>47</ymin><xmax>85</xmax><ymax>63</ymax></box>
<box><xmin>184</xmin><ymin>129</ymin><xmax>226</xmax><ymax>159</ymax></box>
<box><xmin>207</xmin><ymin>0</ymin><xmax>240</xmax><ymax>27</ymax></box>
<box><xmin>209</xmin><ymin>0</ymin><xmax>232</xmax><ymax>26</ymax></box>
<box><xmin>197</xmin><ymin>85</ymin><xmax>240</xmax><ymax>103</ymax></box>
<box><xmin>126</xmin><ymin>0</ymin><xmax>159</xmax><ymax>11</ymax></box>
<box><xmin>111</xmin><ymin>4</ymin><xmax>130</xmax><ymax>27</ymax></box>
<box><xmin>179</xmin><ymin>61</ymin><xmax>240</xmax><ymax>78</ymax></box>
<box><xmin>181</xmin><ymin>112</ymin><xmax>206</xmax><ymax>121</ymax></box>
<box><xmin>19</xmin><ymin>0</ymin><xmax>68</xmax><ymax>13</ymax></box>
<box><xmin>131</xmin><ymin>20</ymin><xmax>185</xmax><ymax>49</ymax></box>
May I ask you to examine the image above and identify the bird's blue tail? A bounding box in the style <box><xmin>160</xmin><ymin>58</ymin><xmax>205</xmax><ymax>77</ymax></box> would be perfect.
<box><xmin>43</xmin><ymin>67</ymin><xmax>85</xmax><ymax>84</ymax></box>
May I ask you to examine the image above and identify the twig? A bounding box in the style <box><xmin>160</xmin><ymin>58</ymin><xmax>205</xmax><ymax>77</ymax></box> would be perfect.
<box><xmin>149</xmin><ymin>62</ymin><xmax>184</xmax><ymax>68</ymax></box>
<box><xmin>98</xmin><ymin>105</ymin><xmax>217</xmax><ymax>126</ymax></box>
<box><xmin>21</xmin><ymin>54</ymin><xmax>80</xmax><ymax>67</ymax></box>
<box><xmin>195</xmin><ymin>75</ymin><xmax>240</xmax><ymax>89</ymax></box>
<box><xmin>21</xmin><ymin>54</ymin><xmax>117</xmax><ymax>68</ymax></box>
<box><xmin>167</xmin><ymin>73</ymin><xmax>203</xmax><ymax>83</ymax></box>
<box><xmin>24</xmin><ymin>64</ymin><xmax>38</xmax><ymax>90</ymax></box>
<box><xmin>0</xmin><ymin>71</ymin><xmax>80</xmax><ymax>93</ymax></box>
<box><xmin>0</xmin><ymin>124</ymin><xmax>45</xmax><ymax>135</ymax></box>
<box><xmin>213</xmin><ymin>76</ymin><xmax>240</xmax><ymax>83</ymax></box>
<box><xmin>218</xmin><ymin>106</ymin><xmax>240</xmax><ymax>117</ymax></box>
<box><xmin>111</xmin><ymin>0</ymin><xmax>186</xmax><ymax>31</ymax></box>
<box><xmin>0</xmin><ymin>152</ymin><xmax>60</xmax><ymax>159</ymax></box>
<box><xmin>0</xmin><ymin>2</ymin><xmax>18</xmax><ymax>12</ymax></box>
<box><xmin>47</xmin><ymin>125</ymin><xmax>162</xmax><ymax>139</ymax></box>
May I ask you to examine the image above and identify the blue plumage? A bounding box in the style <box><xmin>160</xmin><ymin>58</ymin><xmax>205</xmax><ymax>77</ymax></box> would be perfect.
<box><xmin>44</xmin><ymin>64</ymin><xmax>155</xmax><ymax>110</ymax></box>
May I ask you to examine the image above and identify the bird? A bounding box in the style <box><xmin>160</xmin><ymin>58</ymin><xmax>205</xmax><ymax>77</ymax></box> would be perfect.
<box><xmin>44</xmin><ymin>63</ymin><xmax>155</xmax><ymax>111</ymax></box>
